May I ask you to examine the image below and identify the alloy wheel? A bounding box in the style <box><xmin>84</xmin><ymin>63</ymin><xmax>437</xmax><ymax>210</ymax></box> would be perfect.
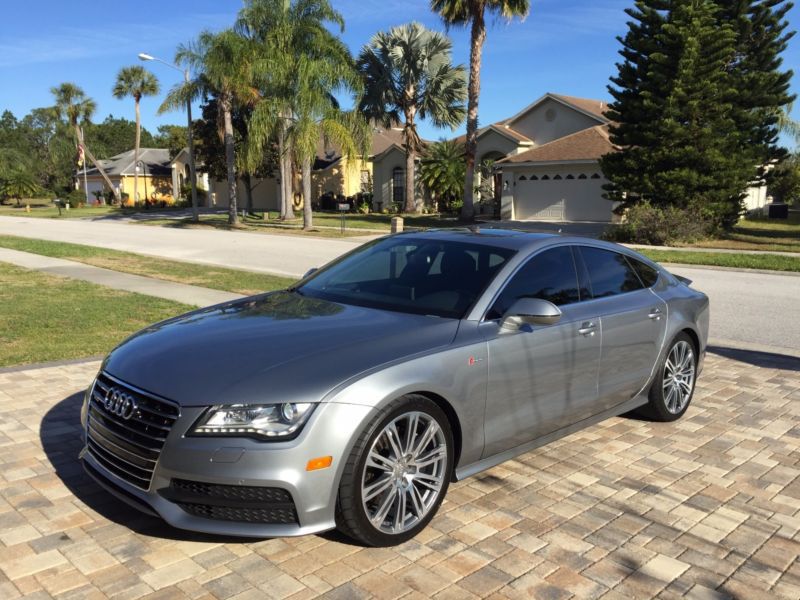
<box><xmin>662</xmin><ymin>340</ymin><xmax>695</xmax><ymax>414</ymax></box>
<box><xmin>361</xmin><ymin>411</ymin><xmax>448</xmax><ymax>535</ymax></box>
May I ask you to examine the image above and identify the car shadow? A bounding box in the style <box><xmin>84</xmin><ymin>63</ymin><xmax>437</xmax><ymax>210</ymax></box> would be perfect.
<box><xmin>708</xmin><ymin>345</ymin><xmax>800</xmax><ymax>372</ymax></box>
<box><xmin>40</xmin><ymin>391</ymin><xmax>251</xmax><ymax>543</ymax></box>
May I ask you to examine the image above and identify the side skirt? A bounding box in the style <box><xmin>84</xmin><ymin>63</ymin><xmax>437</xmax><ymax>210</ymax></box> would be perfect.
<box><xmin>455</xmin><ymin>394</ymin><xmax>648</xmax><ymax>481</ymax></box>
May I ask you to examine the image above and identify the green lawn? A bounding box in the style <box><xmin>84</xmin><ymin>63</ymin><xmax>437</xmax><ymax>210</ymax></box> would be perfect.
<box><xmin>0</xmin><ymin>202</ymin><xmax>119</xmax><ymax>219</ymax></box>
<box><xmin>0</xmin><ymin>262</ymin><xmax>191</xmax><ymax>367</ymax></box>
<box><xmin>682</xmin><ymin>214</ymin><xmax>800</xmax><ymax>253</ymax></box>
<box><xmin>639</xmin><ymin>248</ymin><xmax>800</xmax><ymax>272</ymax></box>
<box><xmin>135</xmin><ymin>211</ymin><xmax>464</xmax><ymax>236</ymax></box>
<box><xmin>0</xmin><ymin>235</ymin><xmax>296</xmax><ymax>296</ymax></box>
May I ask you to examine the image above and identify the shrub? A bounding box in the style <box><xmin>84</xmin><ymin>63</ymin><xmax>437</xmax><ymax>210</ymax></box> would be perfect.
<box><xmin>64</xmin><ymin>190</ymin><xmax>86</xmax><ymax>208</ymax></box>
<box><xmin>603</xmin><ymin>202</ymin><xmax>715</xmax><ymax>246</ymax></box>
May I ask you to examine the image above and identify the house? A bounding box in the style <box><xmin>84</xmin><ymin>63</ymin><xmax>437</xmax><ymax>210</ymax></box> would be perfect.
<box><xmin>450</xmin><ymin>93</ymin><xmax>618</xmax><ymax>222</ymax></box>
<box><xmin>208</xmin><ymin>127</ymin><xmax>409</xmax><ymax>213</ymax></box>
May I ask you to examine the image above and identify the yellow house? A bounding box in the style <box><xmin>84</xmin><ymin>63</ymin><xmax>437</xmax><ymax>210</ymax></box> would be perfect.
<box><xmin>79</xmin><ymin>148</ymin><xmax>175</xmax><ymax>206</ymax></box>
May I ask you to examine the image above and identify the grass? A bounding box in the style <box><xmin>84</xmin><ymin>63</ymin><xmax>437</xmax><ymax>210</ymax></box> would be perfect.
<box><xmin>0</xmin><ymin>262</ymin><xmax>191</xmax><ymax>367</ymax></box>
<box><xmin>134</xmin><ymin>211</ymin><xmax>464</xmax><ymax>237</ymax></box>
<box><xmin>639</xmin><ymin>248</ymin><xmax>800</xmax><ymax>272</ymax></box>
<box><xmin>682</xmin><ymin>213</ymin><xmax>800</xmax><ymax>253</ymax></box>
<box><xmin>0</xmin><ymin>201</ymin><xmax>119</xmax><ymax>219</ymax></box>
<box><xmin>0</xmin><ymin>235</ymin><xmax>296</xmax><ymax>296</ymax></box>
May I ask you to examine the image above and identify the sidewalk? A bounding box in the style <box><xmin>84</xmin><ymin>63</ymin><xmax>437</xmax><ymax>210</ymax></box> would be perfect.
<box><xmin>0</xmin><ymin>247</ymin><xmax>242</xmax><ymax>307</ymax></box>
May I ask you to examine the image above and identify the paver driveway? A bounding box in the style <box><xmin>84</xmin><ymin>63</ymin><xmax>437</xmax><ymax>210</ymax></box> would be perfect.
<box><xmin>0</xmin><ymin>351</ymin><xmax>798</xmax><ymax>599</ymax></box>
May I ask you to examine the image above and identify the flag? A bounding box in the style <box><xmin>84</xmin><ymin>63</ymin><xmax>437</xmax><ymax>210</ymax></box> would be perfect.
<box><xmin>77</xmin><ymin>144</ymin><xmax>85</xmax><ymax>169</ymax></box>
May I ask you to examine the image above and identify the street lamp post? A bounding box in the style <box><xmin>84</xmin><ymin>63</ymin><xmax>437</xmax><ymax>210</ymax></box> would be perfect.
<box><xmin>138</xmin><ymin>53</ymin><xmax>199</xmax><ymax>222</ymax></box>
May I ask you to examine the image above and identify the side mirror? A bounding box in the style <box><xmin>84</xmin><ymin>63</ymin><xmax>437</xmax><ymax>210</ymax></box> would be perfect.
<box><xmin>302</xmin><ymin>267</ymin><xmax>318</xmax><ymax>279</ymax></box>
<box><xmin>501</xmin><ymin>297</ymin><xmax>562</xmax><ymax>330</ymax></box>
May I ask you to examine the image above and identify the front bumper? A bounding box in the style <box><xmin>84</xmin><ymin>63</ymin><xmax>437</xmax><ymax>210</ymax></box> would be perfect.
<box><xmin>80</xmin><ymin>382</ymin><xmax>375</xmax><ymax>538</ymax></box>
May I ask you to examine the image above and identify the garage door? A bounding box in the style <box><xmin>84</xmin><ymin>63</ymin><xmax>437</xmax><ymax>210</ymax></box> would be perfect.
<box><xmin>513</xmin><ymin>177</ymin><xmax>611</xmax><ymax>222</ymax></box>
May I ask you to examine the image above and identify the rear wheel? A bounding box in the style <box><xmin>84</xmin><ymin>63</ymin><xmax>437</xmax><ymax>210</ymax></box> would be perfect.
<box><xmin>336</xmin><ymin>395</ymin><xmax>453</xmax><ymax>546</ymax></box>
<box><xmin>645</xmin><ymin>332</ymin><xmax>697</xmax><ymax>421</ymax></box>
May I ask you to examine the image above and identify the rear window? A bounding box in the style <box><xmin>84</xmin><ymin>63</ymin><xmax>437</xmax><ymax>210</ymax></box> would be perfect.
<box><xmin>627</xmin><ymin>256</ymin><xmax>660</xmax><ymax>288</ymax></box>
<box><xmin>578</xmin><ymin>246</ymin><xmax>644</xmax><ymax>298</ymax></box>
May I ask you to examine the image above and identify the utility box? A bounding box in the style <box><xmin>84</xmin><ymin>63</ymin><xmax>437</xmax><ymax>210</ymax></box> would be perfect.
<box><xmin>768</xmin><ymin>203</ymin><xmax>789</xmax><ymax>219</ymax></box>
<box><xmin>391</xmin><ymin>216</ymin><xmax>404</xmax><ymax>233</ymax></box>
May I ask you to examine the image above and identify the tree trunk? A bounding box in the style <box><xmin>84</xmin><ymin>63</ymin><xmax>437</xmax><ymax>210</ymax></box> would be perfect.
<box><xmin>404</xmin><ymin>146</ymin><xmax>416</xmax><ymax>213</ymax></box>
<box><xmin>461</xmin><ymin>10</ymin><xmax>487</xmax><ymax>221</ymax></box>
<box><xmin>134</xmin><ymin>96</ymin><xmax>141</xmax><ymax>207</ymax></box>
<box><xmin>76</xmin><ymin>126</ymin><xmax>119</xmax><ymax>203</ymax></box>
<box><xmin>223</xmin><ymin>101</ymin><xmax>238</xmax><ymax>225</ymax></box>
<box><xmin>302</xmin><ymin>157</ymin><xmax>312</xmax><ymax>229</ymax></box>
<box><xmin>282</xmin><ymin>151</ymin><xmax>295</xmax><ymax>220</ymax></box>
<box><xmin>277</xmin><ymin>131</ymin><xmax>287</xmax><ymax>218</ymax></box>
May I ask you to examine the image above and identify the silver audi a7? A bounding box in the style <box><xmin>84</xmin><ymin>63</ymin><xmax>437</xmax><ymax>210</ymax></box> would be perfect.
<box><xmin>80</xmin><ymin>229</ymin><xmax>709</xmax><ymax>546</ymax></box>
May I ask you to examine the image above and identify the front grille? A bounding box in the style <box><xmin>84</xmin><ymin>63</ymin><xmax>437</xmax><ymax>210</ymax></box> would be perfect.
<box><xmin>86</xmin><ymin>373</ymin><xmax>179</xmax><ymax>490</ymax></box>
<box><xmin>160</xmin><ymin>479</ymin><xmax>298</xmax><ymax>525</ymax></box>
<box><xmin>176</xmin><ymin>502</ymin><xmax>298</xmax><ymax>525</ymax></box>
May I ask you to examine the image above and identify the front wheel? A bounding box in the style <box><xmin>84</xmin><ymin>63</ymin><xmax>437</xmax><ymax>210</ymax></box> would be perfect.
<box><xmin>645</xmin><ymin>332</ymin><xmax>697</xmax><ymax>421</ymax></box>
<box><xmin>336</xmin><ymin>395</ymin><xmax>453</xmax><ymax>546</ymax></box>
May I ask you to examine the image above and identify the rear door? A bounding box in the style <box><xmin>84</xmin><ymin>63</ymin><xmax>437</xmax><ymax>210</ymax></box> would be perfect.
<box><xmin>576</xmin><ymin>246</ymin><xmax>668</xmax><ymax>410</ymax></box>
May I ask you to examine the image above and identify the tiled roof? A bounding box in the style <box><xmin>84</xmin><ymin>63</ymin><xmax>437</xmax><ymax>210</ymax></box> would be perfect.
<box><xmin>550</xmin><ymin>94</ymin><xmax>609</xmax><ymax>121</ymax></box>
<box><xmin>84</xmin><ymin>148</ymin><xmax>172</xmax><ymax>177</ymax></box>
<box><xmin>498</xmin><ymin>125</ymin><xmax>615</xmax><ymax>164</ymax></box>
<box><xmin>453</xmin><ymin>121</ymin><xmax>533</xmax><ymax>146</ymax></box>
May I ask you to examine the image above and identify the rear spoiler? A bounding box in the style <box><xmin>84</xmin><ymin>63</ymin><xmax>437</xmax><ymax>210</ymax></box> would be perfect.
<box><xmin>675</xmin><ymin>274</ymin><xmax>693</xmax><ymax>286</ymax></box>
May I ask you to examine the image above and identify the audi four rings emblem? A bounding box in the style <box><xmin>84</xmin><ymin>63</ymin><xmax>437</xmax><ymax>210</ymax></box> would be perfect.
<box><xmin>103</xmin><ymin>388</ymin><xmax>138</xmax><ymax>420</ymax></box>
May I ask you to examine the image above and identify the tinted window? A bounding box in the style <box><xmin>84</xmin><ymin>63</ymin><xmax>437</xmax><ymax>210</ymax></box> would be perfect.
<box><xmin>578</xmin><ymin>247</ymin><xmax>644</xmax><ymax>298</ymax></box>
<box><xmin>487</xmin><ymin>246</ymin><xmax>580</xmax><ymax>320</ymax></box>
<box><xmin>298</xmin><ymin>237</ymin><xmax>515</xmax><ymax>319</ymax></box>
<box><xmin>627</xmin><ymin>256</ymin><xmax>660</xmax><ymax>288</ymax></box>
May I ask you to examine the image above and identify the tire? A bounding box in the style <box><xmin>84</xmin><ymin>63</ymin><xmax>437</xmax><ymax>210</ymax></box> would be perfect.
<box><xmin>336</xmin><ymin>394</ymin><xmax>454</xmax><ymax>546</ymax></box>
<box><xmin>645</xmin><ymin>332</ymin><xmax>698</xmax><ymax>422</ymax></box>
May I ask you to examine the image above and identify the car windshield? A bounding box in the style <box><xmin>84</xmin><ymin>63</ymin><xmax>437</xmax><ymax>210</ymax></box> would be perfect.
<box><xmin>297</xmin><ymin>237</ymin><xmax>516</xmax><ymax>319</ymax></box>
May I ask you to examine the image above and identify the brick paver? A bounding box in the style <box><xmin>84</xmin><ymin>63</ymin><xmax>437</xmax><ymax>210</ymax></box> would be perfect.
<box><xmin>0</xmin><ymin>351</ymin><xmax>798</xmax><ymax>599</ymax></box>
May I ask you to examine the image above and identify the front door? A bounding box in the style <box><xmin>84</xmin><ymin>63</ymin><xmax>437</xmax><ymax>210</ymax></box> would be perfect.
<box><xmin>481</xmin><ymin>246</ymin><xmax>601</xmax><ymax>458</ymax></box>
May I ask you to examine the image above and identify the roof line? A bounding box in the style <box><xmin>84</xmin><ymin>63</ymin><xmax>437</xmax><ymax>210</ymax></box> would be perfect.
<box><xmin>505</xmin><ymin>93</ymin><xmax>608</xmax><ymax>128</ymax></box>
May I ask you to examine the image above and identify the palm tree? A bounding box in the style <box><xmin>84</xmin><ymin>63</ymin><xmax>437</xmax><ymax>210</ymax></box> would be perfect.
<box><xmin>357</xmin><ymin>22</ymin><xmax>467</xmax><ymax>213</ymax></box>
<box><xmin>51</xmin><ymin>83</ymin><xmax>120</xmax><ymax>202</ymax></box>
<box><xmin>237</xmin><ymin>0</ymin><xmax>366</xmax><ymax>225</ymax></box>
<box><xmin>0</xmin><ymin>170</ymin><xmax>39</xmax><ymax>206</ymax></box>
<box><xmin>431</xmin><ymin>0</ymin><xmax>530</xmax><ymax>219</ymax></box>
<box><xmin>160</xmin><ymin>30</ymin><xmax>258</xmax><ymax>225</ymax></box>
<box><xmin>418</xmin><ymin>139</ymin><xmax>466</xmax><ymax>212</ymax></box>
<box><xmin>113</xmin><ymin>66</ymin><xmax>160</xmax><ymax>206</ymax></box>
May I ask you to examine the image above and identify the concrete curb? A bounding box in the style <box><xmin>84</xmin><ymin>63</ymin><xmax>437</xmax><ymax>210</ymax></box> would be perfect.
<box><xmin>660</xmin><ymin>262</ymin><xmax>800</xmax><ymax>277</ymax></box>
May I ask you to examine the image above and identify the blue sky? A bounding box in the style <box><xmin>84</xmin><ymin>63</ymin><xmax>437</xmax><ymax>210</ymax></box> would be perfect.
<box><xmin>1</xmin><ymin>0</ymin><xmax>798</xmax><ymax>147</ymax></box>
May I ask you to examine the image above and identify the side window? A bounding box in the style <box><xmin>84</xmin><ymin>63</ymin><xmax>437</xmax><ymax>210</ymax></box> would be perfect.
<box><xmin>578</xmin><ymin>247</ymin><xmax>644</xmax><ymax>298</ymax></box>
<box><xmin>627</xmin><ymin>256</ymin><xmax>660</xmax><ymax>288</ymax></box>
<box><xmin>487</xmin><ymin>246</ymin><xmax>580</xmax><ymax>320</ymax></box>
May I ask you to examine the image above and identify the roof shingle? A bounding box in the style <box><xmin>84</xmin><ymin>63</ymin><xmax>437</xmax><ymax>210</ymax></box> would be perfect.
<box><xmin>498</xmin><ymin>125</ymin><xmax>615</xmax><ymax>164</ymax></box>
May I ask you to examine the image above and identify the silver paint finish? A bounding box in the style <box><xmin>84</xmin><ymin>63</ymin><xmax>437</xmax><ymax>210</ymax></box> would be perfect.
<box><xmin>81</xmin><ymin>231</ymin><xmax>709</xmax><ymax>537</ymax></box>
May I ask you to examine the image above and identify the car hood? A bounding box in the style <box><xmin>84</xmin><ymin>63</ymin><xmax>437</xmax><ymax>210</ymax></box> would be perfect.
<box><xmin>103</xmin><ymin>291</ymin><xmax>459</xmax><ymax>407</ymax></box>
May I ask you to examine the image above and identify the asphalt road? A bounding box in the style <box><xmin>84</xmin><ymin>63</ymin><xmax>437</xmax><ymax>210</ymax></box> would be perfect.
<box><xmin>0</xmin><ymin>216</ymin><xmax>797</xmax><ymax>358</ymax></box>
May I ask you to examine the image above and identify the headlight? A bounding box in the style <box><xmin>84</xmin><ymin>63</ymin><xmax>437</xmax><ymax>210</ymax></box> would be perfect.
<box><xmin>192</xmin><ymin>403</ymin><xmax>316</xmax><ymax>440</ymax></box>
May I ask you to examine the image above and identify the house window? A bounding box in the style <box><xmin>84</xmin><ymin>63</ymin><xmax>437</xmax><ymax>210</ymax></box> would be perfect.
<box><xmin>554</xmin><ymin>174</ymin><xmax>563</xmax><ymax>180</ymax></box>
<box><xmin>530</xmin><ymin>175</ymin><xmax>539</xmax><ymax>181</ymax></box>
<box><xmin>566</xmin><ymin>174</ymin><xmax>575</xmax><ymax>180</ymax></box>
<box><xmin>541</xmin><ymin>175</ymin><xmax>550</xmax><ymax>180</ymax></box>
<box><xmin>519</xmin><ymin>175</ymin><xmax>527</xmax><ymax>181</ymax></box>
<box><xmin>392</xmin><ymin>167</ymin><xmax>404</xmax><ymax>203</ymax></box>
<box><xmin>591</xmin><ymin>173</ymin><xmax>601</xmax><ymax>179</ymax></box>
<box><xmin>578</xmin><ymin>174</ymin><xmax>587</xmax><ymax>180</ymax></box>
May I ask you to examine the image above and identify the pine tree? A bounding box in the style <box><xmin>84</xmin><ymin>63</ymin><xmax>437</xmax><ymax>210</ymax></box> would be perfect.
<box><xmin>716</xmin><ymin>0</ymin><xmax>796</xmax><ymax>172</ymax></box>
<box><xmin>601</xmin><ymin>0</ymin><xmax>795</xmax><ymax>229</ymax></box>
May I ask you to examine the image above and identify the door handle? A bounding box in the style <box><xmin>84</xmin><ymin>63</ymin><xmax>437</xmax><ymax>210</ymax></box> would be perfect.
<box><xmin>648</xmin><ymin>308</ymin><xmax>663</xmax><ymax>321</ymax></box>
<box><xmin>578</xmin><ymin>322</ymin><xmax>597</xmax><ymax>336</ymax></box>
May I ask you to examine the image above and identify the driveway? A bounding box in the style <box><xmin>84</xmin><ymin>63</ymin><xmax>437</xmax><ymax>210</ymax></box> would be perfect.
<box><xmin>0</xmin><ymin>350</ymin><xmax>798</xmax><ymax>598</ymax></box>
<box><xmin>2</xmin><ymin>216</ymin><xmax>798</xmax><ymax>358</ymax></box>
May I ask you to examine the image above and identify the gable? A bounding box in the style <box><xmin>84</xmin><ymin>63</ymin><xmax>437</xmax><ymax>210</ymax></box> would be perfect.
<box><xmin>508</xmin><ymin>96</ymin><xmax>606</xmax><ymax>147</ymax></box>
<box><xmin>475</xmin><ymin>127</ymin><xmax>526</xmax><ymax>160</ymax></box>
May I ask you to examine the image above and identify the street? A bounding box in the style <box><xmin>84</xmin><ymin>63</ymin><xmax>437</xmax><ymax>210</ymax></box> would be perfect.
<box><xmin>0</xmin><ymin>215</ymin><xmax>797</xmax><ymax>357</ymax></box>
